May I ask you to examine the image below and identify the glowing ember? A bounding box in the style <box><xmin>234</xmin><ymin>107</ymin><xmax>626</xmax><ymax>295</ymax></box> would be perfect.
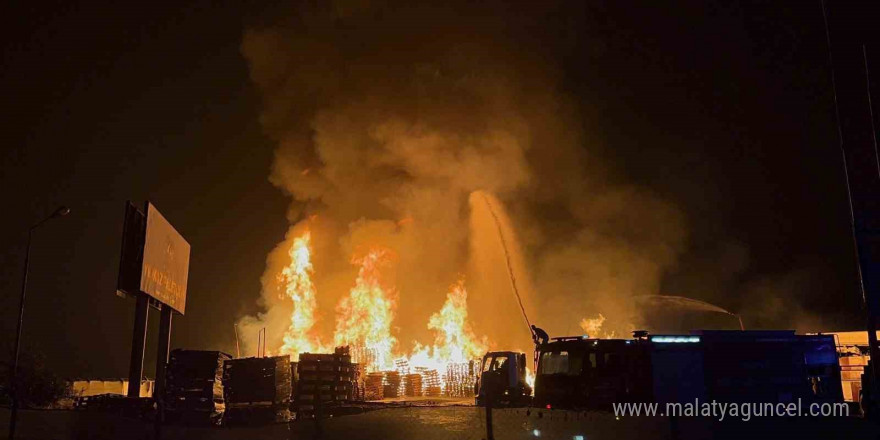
<box><xmin>278</xmin><ymin>231</ymin><xmax>328</xmax><ymax>359</ymax></box>
<box><xmin>334</xmin><ymin>248</ymin><xmax>398</xmax><ymax>371</ymax></box>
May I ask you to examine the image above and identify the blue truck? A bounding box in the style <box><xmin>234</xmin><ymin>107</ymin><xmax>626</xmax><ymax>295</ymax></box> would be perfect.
<box><xmin>525</xmin><ymin>330</ymin><xmax>842</xmax><ymax>410</ymax></box>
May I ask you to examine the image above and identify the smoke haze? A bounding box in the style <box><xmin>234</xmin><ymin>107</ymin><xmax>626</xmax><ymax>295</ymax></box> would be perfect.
<box><xmin>235</xmin><ymin>0</ymin><xmax>690</xmax><ymax>354</ymax></box>
<box><xmin>236</xmin><ymin>0</ymin><xmax>837</xmax><ymax>356</ymax></box>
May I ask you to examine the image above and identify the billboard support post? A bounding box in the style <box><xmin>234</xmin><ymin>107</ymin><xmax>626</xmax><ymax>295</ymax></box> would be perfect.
<box><xmin>127</xmin><ymin>293</ymin><xmax>149</xmax><ymax>397</ymax></box>
<box><xmin>153</xmin><ymin>305</ymin><xmax>174</xmax><ymax>432</ymax></box>
<box><xmin>154</xmin><ymin>306</ymin><xmax>173</xmax><ymax>422</ymax></box>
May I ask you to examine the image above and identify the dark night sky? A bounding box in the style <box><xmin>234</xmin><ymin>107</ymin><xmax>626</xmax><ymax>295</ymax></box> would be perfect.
<box><xmin>0</xmin><ymin>0</ymin><xmax>289</xmax><ymax>377</ymax></box>
<box><xmin>0</xmin><ymin>0</ymin><xmax>873</xmax><ymax>378</ymax></box>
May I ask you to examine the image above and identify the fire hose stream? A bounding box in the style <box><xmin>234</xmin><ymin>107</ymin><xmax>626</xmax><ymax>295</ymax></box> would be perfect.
<box><xmin>479</xmin><ymin>192</ymin><xmax>535</xmax><ymax>340</ymax></box>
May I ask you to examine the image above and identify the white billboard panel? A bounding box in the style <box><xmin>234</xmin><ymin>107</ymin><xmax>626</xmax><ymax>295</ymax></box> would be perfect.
<box><xmin>140</xmin><ymin>203</ymin><xmax>190</xmax><ymax>314</ymax></box>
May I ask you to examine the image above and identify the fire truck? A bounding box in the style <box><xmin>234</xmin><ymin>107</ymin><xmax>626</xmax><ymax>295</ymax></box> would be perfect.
<box><xmin>478</xmin><ymin>330</ymin><xmax>843</xmax><ymax>410</ymax></box>
<box><xmin>532</xmin><ymin>330</ymin><xmax>843</xmax><ymax>410</ymax></box>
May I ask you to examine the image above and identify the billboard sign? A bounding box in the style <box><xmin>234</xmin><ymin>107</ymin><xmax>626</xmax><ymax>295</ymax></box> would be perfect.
<box><xmin>116</xmin><ymin>202</ymin><xmax>147</xmax><ymax>299</ymax></box>
<box><xmin>139</xmin><ymin>202</ymin><xmax>190</xmax><ymax>314</ymax></box>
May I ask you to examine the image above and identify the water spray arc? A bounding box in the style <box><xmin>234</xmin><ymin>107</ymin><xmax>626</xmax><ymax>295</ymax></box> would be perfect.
<box><xmin>634</xmin><ymin>295</ymin><xmax>745</xmax><ymax>331</ymax></box>
<box><xmin>477</xmin><ymin>192</ymin><xmax>534</xmax><ymax>338</ymax></box>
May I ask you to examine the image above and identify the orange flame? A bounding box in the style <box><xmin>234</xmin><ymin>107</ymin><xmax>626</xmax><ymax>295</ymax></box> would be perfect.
<box><xmin>579</xmin><ymin>313</ymin><xmax>619</xmax><ymax>338</ymax></box>
<box><xmin>274</xmin><ymin>230</ymin><xmax>492</xmax><ymax>396</ymax></box>
<box><xmin>410</xmin><ymin>279</ymin><xmax>487</xmax><ymax>365</ymax></box>
<box><xmin>334</xmin><ymin>248</ymin><xmax>397</xmax><ymax>371</ymax></box>
<box><xmin>407</xmin><ymin>279</ymin><xmax>488</xmax><ymax>393</ymax></box>
<box><xmin>278</xmin><ymin>231</ymin><xmax>328</xmax><ymax>359</ymax></box>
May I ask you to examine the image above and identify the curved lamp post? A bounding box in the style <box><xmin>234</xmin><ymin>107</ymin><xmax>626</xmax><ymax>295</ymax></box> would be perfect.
<box><xmin>8</xmin><ymin>206</ymin><xmax>70</xmax><ymax>439</ymax></box>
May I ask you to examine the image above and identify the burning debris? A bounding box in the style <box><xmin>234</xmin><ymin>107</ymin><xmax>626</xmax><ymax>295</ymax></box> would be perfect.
<box><xmin>364</xmin><ymin>373</ymin><xmax>384</xmax><ymax>401</ymax></box>
<box><xmin>253</xmin><ymin>228</ymin><xmax>492</xmax><ymax>401</ymax></box>
<box><xmin>421</xmin><ymin>369</ymin><xmax>442</xmax><ymax>398</ymax></box>
<box><xmin>444</xmin><ymin>361</ymin><xmax>481</xmax><ymax>398</ymax></box>
<box><xmin>350</xmin><ymin>346</ymin><xmax>379</xmax><ymax>372</ymax></box>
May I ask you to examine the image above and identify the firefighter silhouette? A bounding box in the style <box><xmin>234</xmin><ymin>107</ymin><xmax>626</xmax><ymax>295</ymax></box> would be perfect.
<box><xmin>531</xmin><ymin>325</ymin><xmax>549</xmax><ymax>345</ymax></box>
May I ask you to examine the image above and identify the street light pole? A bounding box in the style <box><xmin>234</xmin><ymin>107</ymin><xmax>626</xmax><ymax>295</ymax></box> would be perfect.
<box><xmin>8</xmin><ymin>206</ymin><xmax>70</xmax><ymax>440</ymax></box>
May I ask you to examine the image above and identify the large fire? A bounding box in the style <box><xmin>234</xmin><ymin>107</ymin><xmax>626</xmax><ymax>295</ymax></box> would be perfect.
<box><xmin>334</xmin><ymin>248</ymin><xmax>398</xmax><ymax>371</ymax></box>
<box><xmin>278</xmin><ymin>231</ymin><xmax>328</xmax><ymax>356</ymax></box>
<box><xmin>405</xmin><ymin>279</ymin><xmax>488</xmax><ymax>395</ymax></box>
<box><xmin>276</xmin><ymin>230</ymin><xmax>492</xmax><ymax>397</ymax></box>
<box><xmin>409</xmin><ymin>279</ymin><xmax>487</xmax><ymax>369</ymax></box>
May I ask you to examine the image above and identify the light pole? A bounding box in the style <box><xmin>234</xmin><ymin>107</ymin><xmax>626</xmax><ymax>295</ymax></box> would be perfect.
<box><xmin>8</xmin><ymin>206</ymin><xmax>70</xmax><ymax>439</ymax></box>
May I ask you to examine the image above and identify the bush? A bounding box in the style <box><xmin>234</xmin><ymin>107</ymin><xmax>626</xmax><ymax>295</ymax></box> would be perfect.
<box><xmin>0</xmin><ymin>350</ymin><xmax>73</xmax><ymax>408</ymax></box>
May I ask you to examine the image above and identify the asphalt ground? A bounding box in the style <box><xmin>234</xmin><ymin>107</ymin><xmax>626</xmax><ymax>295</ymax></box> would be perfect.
<box><xmin>1</xmin><ymin>405</ymin><xmax>879</xmax><ymax>440</ymax></box>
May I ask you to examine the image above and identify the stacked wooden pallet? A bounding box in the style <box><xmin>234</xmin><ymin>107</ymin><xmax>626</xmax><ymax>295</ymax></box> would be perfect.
<box><xmin>351</xmin><ymin>363</ymin><xmax>366</xmax><ymax>401</ymax></box>
<box><xmin>383</xmin><ymin>371</ymin><xmax>401</xmax><ymax>398</ymax></box>
<box><xmin>350</xmin><ymin>345</ymin><xmax>378</xmax><ymax>371</ymax></box>
<box><xmin>164</xmin><ymin>349</ymin><xmax>231</xmax><ymax>425</ymax></box>
<box><xmin>394</xmin><ymin>358</ymin><xmax>410</xmax><ymax>374</ymax></box>
<box><xmin>394</xmin><ymin>359</ymin><xmax>411</xmax><ymax>397</ymax></box>
<box><xmin>222</xmin><ymin>355</ymin><xmax>291</xmax><ymax>425</ymax></box>
<box><xmin>443</xmin><ymin>360</ymin><xmax>479</xmax><ymax>398</ymax></box>
<box><xmin>404</xmin><ymin>373</ymin><xmax>423</xmax><ymax>397</ymax></box>
<box><xmin>289</xmin><ymin>361</ymin><xmax>299</xmax><ymax>402</ymax></box>
<box><xmin>420</xmin><ymin>368</ymin><xmax>442</xmax><ymax>397</ymax></box>
<box><xmin>293</xmin><ymin>346</ymin><xmax>358</xmax><ymax>417</ymax></box>
<box><xmin>364</xmin><ymin>372</ymin><xmax>384</xmax><ymax>400</ymax></box>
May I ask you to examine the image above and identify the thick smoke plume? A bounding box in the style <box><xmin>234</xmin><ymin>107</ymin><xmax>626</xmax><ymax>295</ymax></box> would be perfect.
<box><xmin>237</xmin><ymin>0</ymin><xmax>689</xmax><ymax>356</ymax></box>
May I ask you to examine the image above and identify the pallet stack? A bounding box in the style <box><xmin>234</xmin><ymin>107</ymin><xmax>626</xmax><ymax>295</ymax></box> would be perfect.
<box><xmin>364</xmin><ymin>372</ymin><xmax>384</xmax><ymax>400</ymax></box>
<box><xmin>290</xmin><ymin>361</ymin><xmax>299</xmax><ymax>401</ymax></box>
<box><xmin>444</xmin><ymin>360</ymin><xmax>479</xmax><ymax>398</ymax></box>
<box><xmin>419</xmin><ymin>368</ymin><xmax>442</xmax><ymax>397</ymax></box>
<box><xmin>394</xmin><ymin>359</ymin><xmax>410</xmax><ymax>397</ymax></box>
<box><xmin>383</xmin><ymin>371</ymin><xmax>401</xmax><ymax>398</ymax></box>
<box><xmin>404</xmin><ymin>373</ymin><xmax>423</xmax><ymax>397</ymax></box>
<box><xmin>293</xmin><ymin>346</ymin><xmax>358</xmax><ymax>417</ymax></box>
<box><xmin>222</xmin><ymin>355</ymin><xmax>291</xmax><ymax>425</ymax></box>
<box><xmin>351</xmin><ymin>345</ymin><xmax>379</xmax><ymax>372</ymax></box>
<box><xmin>394</xmin><ymin>358</ymin><xmax>410</xmax><ymax>373</ymax></box>
<box><xmin>351</xmin><ymin>363</ymin><xmax>365</xmax><ymax>401</ymax></box>
<box><xmin>164</xmin><ymin>349</ymin><xmax>231</xmax><ymax>425</ymax></box>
